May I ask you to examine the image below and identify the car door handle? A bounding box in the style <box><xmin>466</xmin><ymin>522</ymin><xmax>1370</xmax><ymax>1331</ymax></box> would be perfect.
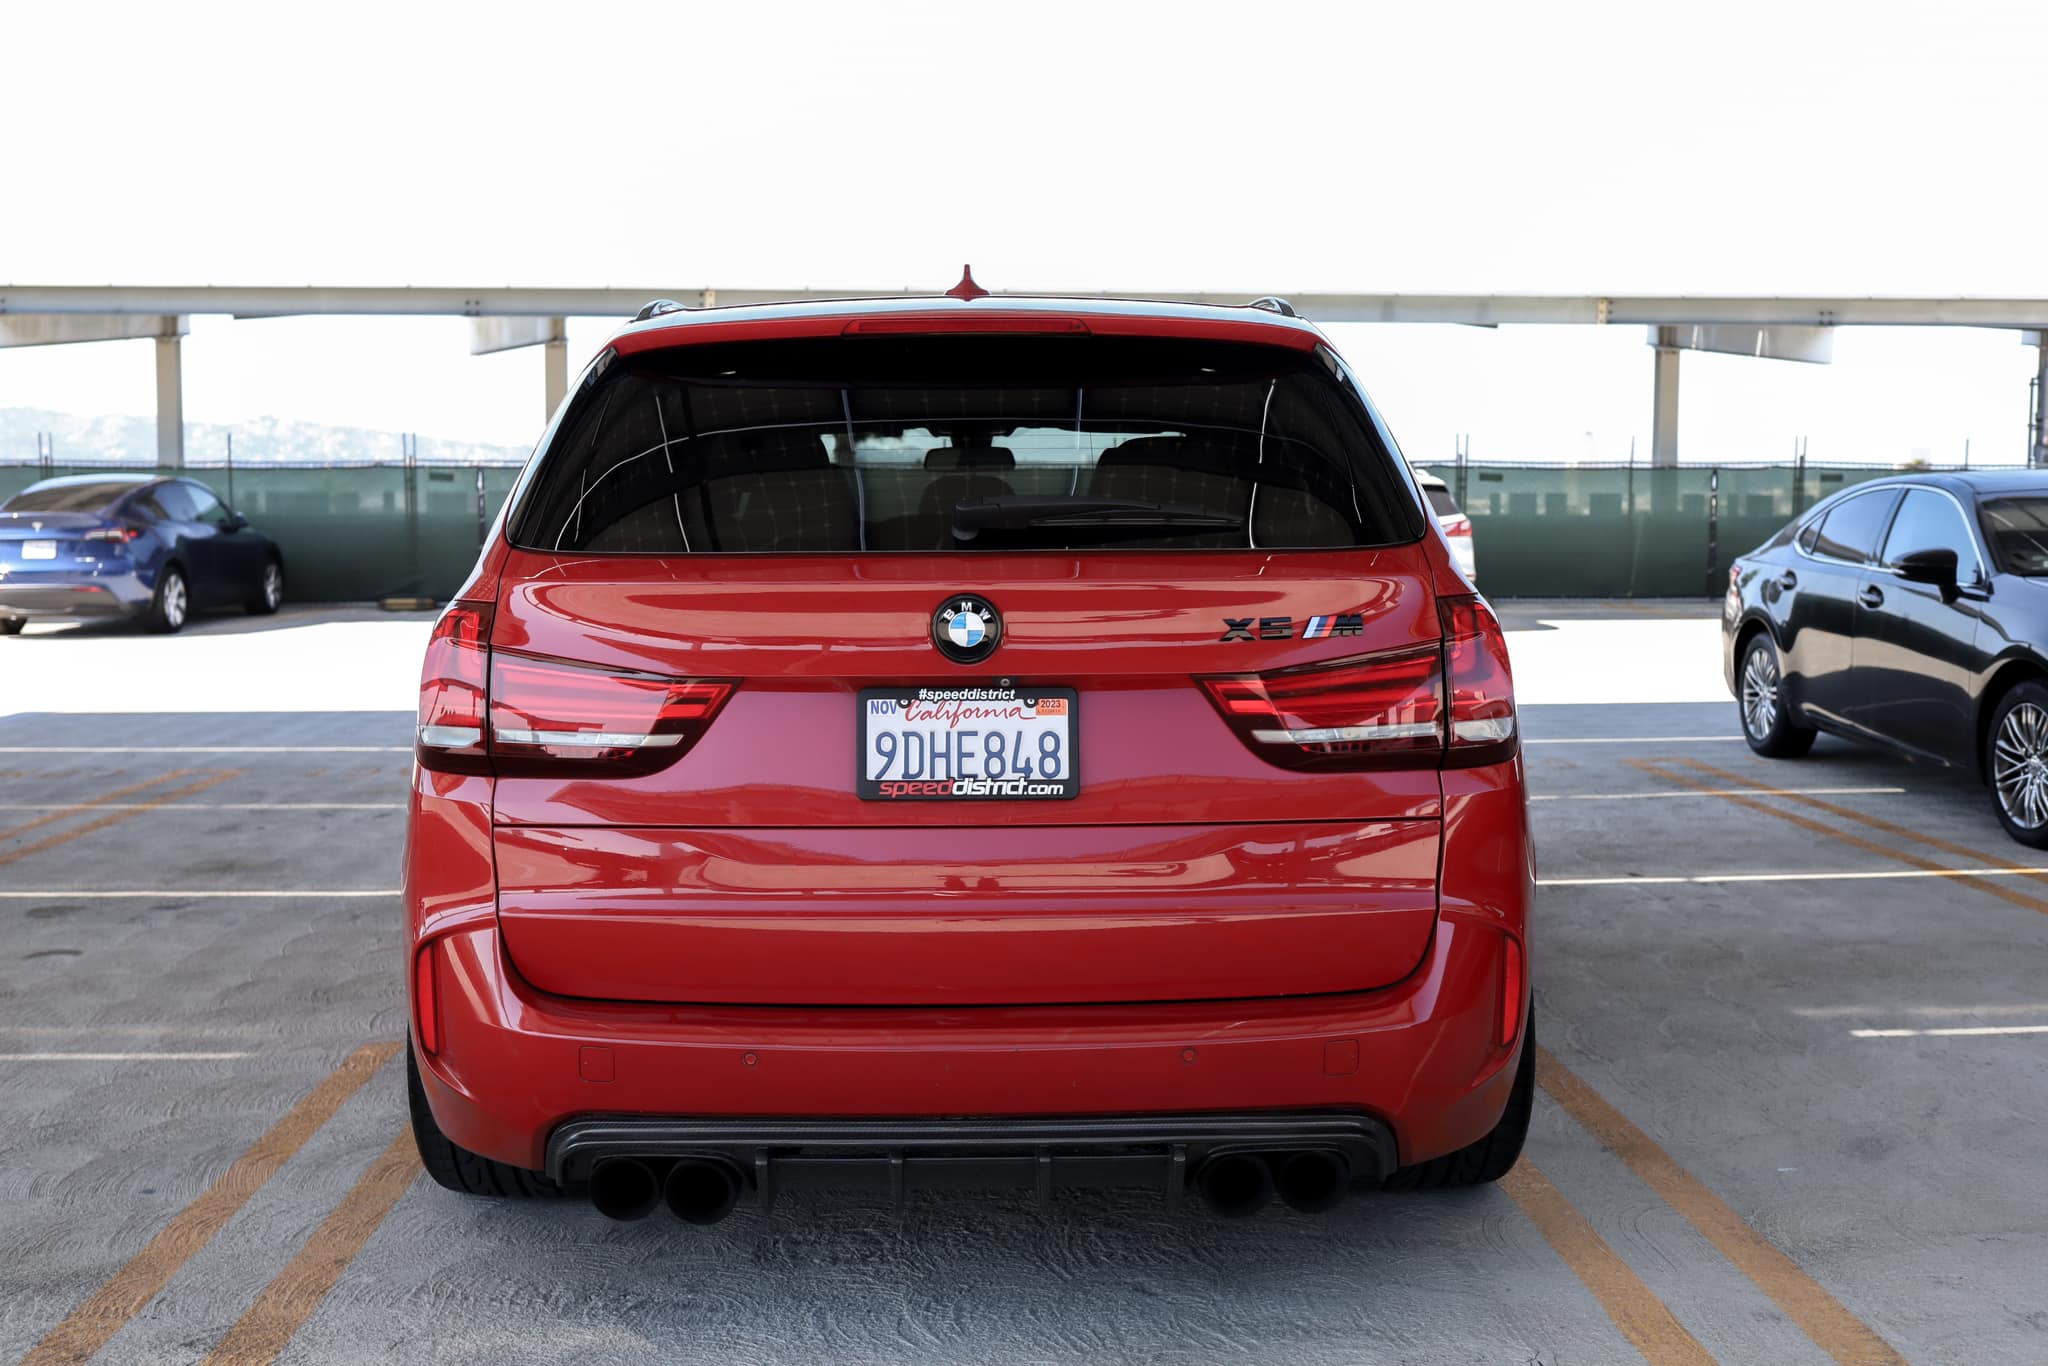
<box><xmin>1858</xmin><ymin>585</ymin><xmax>1884</xmax><ymax>608</ymax></box>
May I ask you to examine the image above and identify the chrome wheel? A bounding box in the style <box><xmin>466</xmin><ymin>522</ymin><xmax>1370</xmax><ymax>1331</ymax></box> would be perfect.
<box><xmin>1740</xmin><ymin>643</ymin><xmax>1780</xmax><ymax>739</ymax></box>
<box><xmin>162</xmin><ymin>573</ymin><xmax>187</xmax><ymax>629</ymax></box>
<box><xmin>262</xmin><ymin>563</ymin><xmax>283</xmax><ymax>610</ymax></box>
<box><xmin>1993</xmin><ymin>702</ymin><xmax>2048</xmax><ymax>830</ymax></box>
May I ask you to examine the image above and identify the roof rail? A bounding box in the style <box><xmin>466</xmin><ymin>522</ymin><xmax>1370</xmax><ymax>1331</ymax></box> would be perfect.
<box><xmin>633</xmin><ymin>299</ymin><xmax>688</xmax><ymax>322</ymax></box>
<box><xmin>1248</xmin><ymin>297</ymin><xmax>1298</xmax><ymax>317</ymax></box>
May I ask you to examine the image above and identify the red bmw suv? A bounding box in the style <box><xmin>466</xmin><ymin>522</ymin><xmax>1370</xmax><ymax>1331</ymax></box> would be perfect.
<box><xmin>405</xmin><ymin>291</ymin><xmax>1532</xmax><ymax>1223</ymax></box>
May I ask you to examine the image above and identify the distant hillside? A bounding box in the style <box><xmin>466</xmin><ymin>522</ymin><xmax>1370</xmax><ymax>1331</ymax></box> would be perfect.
<box><xmin>0</xmin><ymin>408</ymin><xmax>527</xmax><ymax>466</ymax></box>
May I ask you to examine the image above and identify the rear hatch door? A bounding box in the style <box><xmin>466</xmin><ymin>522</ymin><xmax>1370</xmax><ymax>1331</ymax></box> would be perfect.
<box><xmin>474</xmin><ymin>328</ymin><xmax>1448</xmax><ymax>1006</ymax></box>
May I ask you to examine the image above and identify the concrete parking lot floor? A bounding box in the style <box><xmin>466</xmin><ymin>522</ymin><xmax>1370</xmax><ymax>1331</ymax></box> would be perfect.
<box><xmin>2</xmin><ymin>602</ymin><xmax>2044</xmax><ymax>1363</ymax></box>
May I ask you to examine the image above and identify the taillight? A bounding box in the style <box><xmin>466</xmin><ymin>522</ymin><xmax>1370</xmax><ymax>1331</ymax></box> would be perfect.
<box><xmin>1441</xmin><ymin>515</ymin><xmax>1472</xmax><ymax>538</ymax></box>
<box><xmin>1499</xmin><ymin>932</ymin><xmax>1524</xmax><ymax>1047</ymax></box>
<box><xmin>1201</xmin><ymin>648</ymin><xmax>1445</xmax><ymax>771</ymax></box>
<box><xmin>416</xmin><ymin>602</ymin><xmax>493</xmax><ymax>772</ymax></box>
<box><xmin>1201</xmin><ymin>594</ymin><xmax>1517</xmax><ymax>772</ymax></box>
<box><xmin>414</xmin><ymin>598</ymin><xmax>734</xmax><ymax>775</ymax></box>
<box><xmin>84</xmin><ymin>526</ymin><xmax>143</xmax><ymax>544</ymax></box>
<box><xmin>414</xmin><ymin>941</ymin><xmax>441</xmax><ymax>1056</ymax></box>
<box><xmin>488</xmin><ymin>653</ymin><xmax>732</xmax><ymax>773</ymax></box>
<box><xmin>1440</xmin><ymin>593</ymin><xmax>1517</xmax><ymax>767</ymax></box>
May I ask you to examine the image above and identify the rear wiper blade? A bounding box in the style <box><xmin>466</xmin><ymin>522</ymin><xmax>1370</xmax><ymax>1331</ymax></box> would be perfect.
<box><xmin>950</xmin><ymin>495</ymin><xmax>1243</xmax><ymax>540</ymax></box>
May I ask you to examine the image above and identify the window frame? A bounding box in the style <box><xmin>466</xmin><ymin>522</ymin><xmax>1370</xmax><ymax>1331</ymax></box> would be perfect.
<box><xmin>1875</xmin><ymin>484</ymin><xmax>1988</xmax><ymax>585</ymax></box>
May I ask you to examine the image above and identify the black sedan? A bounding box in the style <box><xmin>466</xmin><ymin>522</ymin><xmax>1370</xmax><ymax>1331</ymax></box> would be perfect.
<box><xmin>0</xmin><ymin>474</ymin><xmax>283</xmax><ymax>635</ymax></box>
<box><xmin>1724</xmin><ymin>470</ymin><xmax>2048</xmax><ymax>845</ymax></box>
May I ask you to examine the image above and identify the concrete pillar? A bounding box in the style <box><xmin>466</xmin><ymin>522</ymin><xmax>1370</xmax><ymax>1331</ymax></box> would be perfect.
<box><xmin>1651</xmin><ymin>326</ymin><xmax>1681</xmax><ymax>468</ymax></box>
<box><xmin>2034</xmin><ymin>336</ymin><xmax>2048</xmax><ymax>468</ymax></box>
<box><xmin>154</xmin><ymin>323</ymin><xmax>184</xmax><ymax>468</ymax></box>
<box><xmin>544</xmin><ymin>319</ymin><xmax>568</xmax><ymax>420</ymax></box>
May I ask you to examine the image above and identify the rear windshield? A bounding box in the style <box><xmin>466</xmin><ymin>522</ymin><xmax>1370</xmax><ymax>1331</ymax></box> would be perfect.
<box><xmin>1979</xmin><ymin>496</ymin><xmax>2048</xmax><ymax>574</ymax></box>
<box><xmin>1422</xmin><ymin>486</ymin><xmax>1460</xmax><ymax>519</ymax></box>
<box><xmin>3</xmin><ymin>481</ymin><xmax>140</xmax><ymax>514</ymax></box>
<box><xmin>510</xmin><ymin>336</ymin><xmax>1422</xmax><ymax>554</ymax></box>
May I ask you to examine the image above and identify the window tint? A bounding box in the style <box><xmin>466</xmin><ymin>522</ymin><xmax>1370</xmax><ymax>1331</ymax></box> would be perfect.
<box><xmin>1796</xmin><ymin>521</ymin><xmax>1820</xmax><ymax>553</ymax></box>
<box><xmin>511</xmin><ymin>336</ymin><xmax>1422</xmax><ymax>554</ymax></box>
<box><xmin>180</xmin><ymin>482</ymin><xmax>230</xmax><ymax>527</ymax></box>
<box><xmin>1979</xmin><ymin>496</ymin><xmax>2048</xmax><ymax>575</ymax></box>
<box><xmin>2</xmin><ymin>480</ymin><xmax>145</xmax><ymax>514</ymax></box>
<box><xmin>151</xmin><ymin>483</ymin><xmax>198</xmax><ymax>521</ymax></box>
<box><xmin>1881</xmin><ymin>489</ymin><xmax>1981</xmax><ymax>579</ymax></box>
<box><xmin>1810</xmin><ymin>490</ymin><xmax>1900</xmax><ymax>564</ymax></box>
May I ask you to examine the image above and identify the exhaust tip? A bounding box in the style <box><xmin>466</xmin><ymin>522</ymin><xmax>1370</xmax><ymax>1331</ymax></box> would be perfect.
<box><xmin>663</xmin><ymin>1157</ymin><xmax>743</xmax><ymax>1226</ymax></box>
<box><xmin>589</xmin><ymin>1157</ymin><xmax>660</xmax><ymax>1222</ymax></box>
<box><xmin>1196</xmin><ymin>1152</ymin><xmax>1275</xmax><ymax>1218</ymax></box>
<box><xmin>1275</xmin><ymin>1150</ymin><xmax>1350</xmax><ymax>1214</ymax></box>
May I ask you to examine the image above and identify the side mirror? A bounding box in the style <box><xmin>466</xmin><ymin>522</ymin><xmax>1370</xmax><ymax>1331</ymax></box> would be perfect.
<box><xmin>224</xmin><ymin>511</ymin><xmax>249</xmax><ymax>532</ymax></box>
<box><xmin>1894</xmin><ymin>546</ymin><xmax>1960</xmax><ymax>598</ymax></box>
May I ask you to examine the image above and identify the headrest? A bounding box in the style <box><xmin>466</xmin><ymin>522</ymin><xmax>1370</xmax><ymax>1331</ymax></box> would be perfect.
<box><xmin>924</xmin><ymin>445</ymin><xmax>1016</xmax><ymax>472</ymax></box>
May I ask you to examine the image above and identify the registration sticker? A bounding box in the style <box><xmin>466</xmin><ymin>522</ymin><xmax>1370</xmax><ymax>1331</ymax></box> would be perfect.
<box><xmin>858</xmin><ymin>685</ymin><xmax>1079</xmax><ymax>800</ymax></box>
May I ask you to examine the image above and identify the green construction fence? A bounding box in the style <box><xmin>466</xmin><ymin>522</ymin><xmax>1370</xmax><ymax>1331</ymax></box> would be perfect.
<box><xmin>1416</xmin><ymin>462</ymin><xmax>1920</xmax><ymax>597</ymax></box>
<box><xmin>1</xmin><ymin>460</ymin><xmax>1941</xmax><ymax>602</ymax></box>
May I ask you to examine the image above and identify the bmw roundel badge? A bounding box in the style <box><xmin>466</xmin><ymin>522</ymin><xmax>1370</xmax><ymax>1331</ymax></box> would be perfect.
<box><xmin>932</xmin><ymin>594</ymin><xmax>1002</xmax><ymax>664</ymax></box>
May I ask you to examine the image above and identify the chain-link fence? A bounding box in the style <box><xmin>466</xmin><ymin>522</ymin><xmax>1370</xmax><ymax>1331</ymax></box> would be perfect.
<box><xmin>3</xmin><ymin>459</ymin><xmax>1954</xmax><ymax>601</ymax></box>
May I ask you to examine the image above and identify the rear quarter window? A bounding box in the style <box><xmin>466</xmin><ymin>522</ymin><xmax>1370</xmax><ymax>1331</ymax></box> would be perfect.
<box><xmin>1809</xmin><ymin>490</ymin><xmax>1901</xmax><ymax>564</ymax></box>
<box><xmin>510</xmin><ymin>335</ymin><xmax>1422</xmax><ymax>555</ymax></box>
<box><xmin>3</xmin><ymin>481</ymin><xmax>141</xmax><ymax>514</ymax></box>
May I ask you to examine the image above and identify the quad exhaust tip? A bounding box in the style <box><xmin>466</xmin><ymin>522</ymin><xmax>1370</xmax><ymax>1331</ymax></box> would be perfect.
<box><xmin>663</xmin><ymin>1158</ymin><xmax>743</xmax><ymax>1226</ymax></box>
<box><xmin>1196</xmin><ymin>1152</ymin><xmax>1277</xmax><ymax>1218</ymax></box>
<box><xmin>588</xmin><ymin>1155</ymin><xmax>745</xmax><ymax>1225</ymax></box>
<box><xmin>589</xmin><ymin>1157</ymin><xmax>660</xmax><ymax>1222</ymax></box>
<box><xmin>1274</xmin><ymin>1150</ymin><xmax>1348</xmax><ymax>1214</ymax></box>
<box><xmin>1197</xmin><ymin>1150</ymin><xmax>1352</xmax><ymax>1218</ymax></box>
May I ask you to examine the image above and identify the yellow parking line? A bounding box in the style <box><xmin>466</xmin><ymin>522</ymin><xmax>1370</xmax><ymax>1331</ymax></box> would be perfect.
<box><xmin>1679</xmin><ymin>755</ymin><xmax>2048</xmax><ymax>897</ymax></box>
<box><xmin>1627</xmin><ymin>757</ymin><xmax>2048</xmax><ymax>918</ymax></box>
<box><xmin>1500</xmin><ymin>1160</ymin><xmax>1716</xmax><ymax>1365</ymax></box>
<box><xmin>0</xmin><ymin>770</ymin><xmax>243</xmax><ymax>870</ymax></box>
<box><xmin>20</xmin><ymin>1043</ymin><xmax>399</xmax><ymax>1366</ymax></box>
<box><xmin>201</xmin><ymin>1130</ymin><xmax>420</xmax><ymax>1365</ymax></box>
<box><xmin>0</xmin><ymin>770</ymin><xmax>198</xmax><ymax>842</ymax></box>
<box><xmin>1538</xmin><ymin>1047</ymin><xmax>1905</xmax><ymax>1366</ymax></box>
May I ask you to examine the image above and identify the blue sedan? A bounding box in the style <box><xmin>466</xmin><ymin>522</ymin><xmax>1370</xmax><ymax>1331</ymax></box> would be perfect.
<box><xmin>0</xmin><ymin>474</ymin><xmax>283</xmax><ymax>634</ymax></box>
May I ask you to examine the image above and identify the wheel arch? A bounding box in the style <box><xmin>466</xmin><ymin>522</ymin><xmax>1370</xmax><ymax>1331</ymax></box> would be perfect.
<box><xmin>1976</xmin><ymin>652</ymin><xmax>2048</xmax><ymax>781</ymax></box>
<box><xmin>1734</xmin><ymin>612</ymin><xmax>1778</xmax><ymax>661</ymax></box>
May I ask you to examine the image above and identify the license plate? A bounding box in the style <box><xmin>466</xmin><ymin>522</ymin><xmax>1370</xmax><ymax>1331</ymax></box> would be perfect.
<box><xmin>858</xmin><ymin>685</ymin><xmax>1079</xmax><ymax>800</ymax></box>
<box><xmin>21</xmin><ymin>540</ymin><xmax>56</xmax><ymax>560</ymax></box>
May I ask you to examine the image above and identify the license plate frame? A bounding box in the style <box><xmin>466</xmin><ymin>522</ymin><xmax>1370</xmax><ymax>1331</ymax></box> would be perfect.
<box><xmin>857</xmin><ymin>684</ymin><xmax>1079</xmax><ymax>801</ymax></box>
<box><xmin>21</xmin><ymin>540</ymin><xmax>57</xmax><ymax>560</ymax></box>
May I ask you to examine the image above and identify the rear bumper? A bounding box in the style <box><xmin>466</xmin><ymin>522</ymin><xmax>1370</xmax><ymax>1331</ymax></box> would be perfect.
<box><xmin>0</xmin><ymin>573</ymin><xmax>150</xmax><ymax>618</ymax></box>
<box><xmin>545</xmin><ymin>1110</ymin><xmax>1398</xmax><ymax>1202</ymax></box>
<box><xmin>415</xmin><ymin>911</ymin><xmax>1526</xmax><ymax>1175</ymax></box>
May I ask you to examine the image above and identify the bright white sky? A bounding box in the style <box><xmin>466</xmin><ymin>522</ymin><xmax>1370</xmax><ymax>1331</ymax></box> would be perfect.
<box><xmin>3</xmin><ymin>0</ymin><xmax>2045</xmax><ymax>463</ymax></box>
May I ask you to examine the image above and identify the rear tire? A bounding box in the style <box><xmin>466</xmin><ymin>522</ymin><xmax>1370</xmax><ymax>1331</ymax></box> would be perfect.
<box><xmin>1383</xmin><ymin>1015</ymin><xmax>1534</xmax><ymax>1191</ymax></box>
<box><xmin>0</xmin><ymin>617</ymin><xmax>23</xmax><ymax>636</ymax></box>
<box><xmin>1738</xmin><ymin>633</ymin><xmax>1816</xmax><ymax>758</ymax></box>
<box><xmin>407</xmin><ymin>1044</ymin><xmax>564</xmax><ymax>1198</ymax></box>
<box><xmin>1986</xmin><ymin>681</ymin><xmax>2048</xmax><ymax>849</ymax></box>
<box><xmin>144</xmin><ymin>566</ymin><xmax>189</xmax><ymax>635</ymax></box>
<box><xmin>246</xmin><ymin>559</ymin><xmax>283</xmax><ymax>615</ymax></box>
